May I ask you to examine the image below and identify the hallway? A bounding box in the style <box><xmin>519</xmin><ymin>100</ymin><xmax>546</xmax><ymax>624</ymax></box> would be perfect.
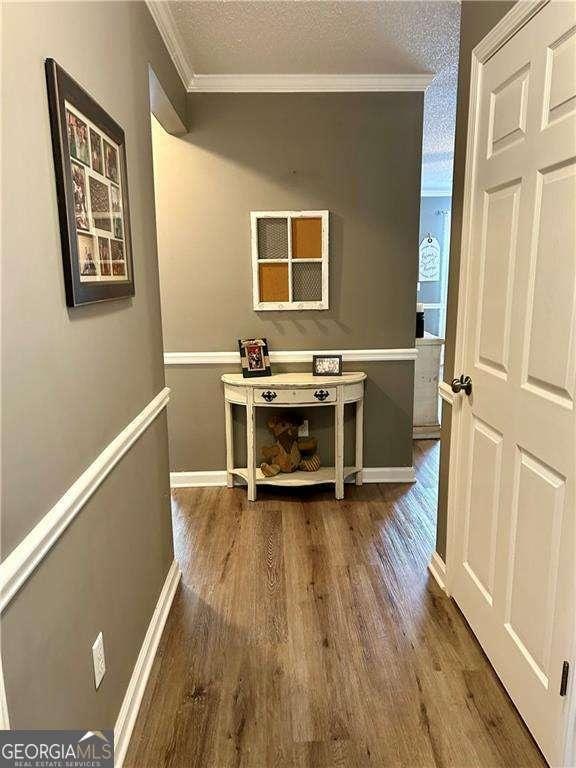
<box><xmin>125</xmin><ymin>442</ymin><xmax>544</xmax><ymax>767</ymax></box>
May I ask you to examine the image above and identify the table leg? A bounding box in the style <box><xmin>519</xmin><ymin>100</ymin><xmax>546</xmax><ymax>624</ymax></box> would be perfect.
<box><xmin>225</xmin><ymin>399</ymin><xmax>234</xmax><ymax>488</ymax></box>
<box><xmin>355</xmin><ymin>397</ymin><xmax>364</xmax><ymax>486</ymax></box>
<box><xmin>335</xmin><ymin>393</ymin><xmax>344</xmax><ymax>500</ymax></box>
<box><xmin>246</xmin><ymin>398</ymin><xmax>256</xmax><ymax>502</ymax></box>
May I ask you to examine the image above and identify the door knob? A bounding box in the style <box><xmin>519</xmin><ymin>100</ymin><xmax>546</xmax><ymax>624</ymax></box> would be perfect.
<box><xmin>451</xmin><ymin>375</ymin><xmax>472</xmax><ymax>396</ymax></box>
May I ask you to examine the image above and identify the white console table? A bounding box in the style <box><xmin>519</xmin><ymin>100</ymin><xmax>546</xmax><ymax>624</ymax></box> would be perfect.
<box><xmin>222</xmin><ymin>372</ymin><xmax>366</xmax><ymax>501</ymax></box>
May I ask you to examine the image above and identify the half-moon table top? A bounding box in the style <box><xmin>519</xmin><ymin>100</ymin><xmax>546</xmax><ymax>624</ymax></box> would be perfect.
<box><xmin>221</xmin><ymin>372</ymin><xmax>367</xmax><ymax>388</ymax></box>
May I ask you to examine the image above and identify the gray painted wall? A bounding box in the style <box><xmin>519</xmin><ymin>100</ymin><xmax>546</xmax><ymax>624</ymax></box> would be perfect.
<box><xmin>166</xmin><ymin>361</ymin><xmax>415</xmax><ymax>472</ymax></box>
<box><xmin>2</xmin><ymin>415</ymin><xmax>173</xmax><ymax>728</ymax></box>
<box><xmin>436</xmin><ymin>0</ymin><xmax>516</xmax><ymax>560</ymax></box>
<box><xmin>153</xmin><ymin>92</ymin><xmax>424</xmax><ymax>472</ymax></box>
<box><xmin>1</xmin><ymin>1</ymin><xmax>184</xmax><ymax>729</ymax></box>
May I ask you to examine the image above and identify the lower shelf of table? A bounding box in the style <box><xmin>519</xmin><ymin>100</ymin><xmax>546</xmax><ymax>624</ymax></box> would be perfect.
<box><xmin>231</xmin><ymin>466</ymin><xmax>361</xmax><ymax>487</ymax></box>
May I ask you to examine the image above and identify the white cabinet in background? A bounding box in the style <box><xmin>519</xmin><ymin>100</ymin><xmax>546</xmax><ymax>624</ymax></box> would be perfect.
<box><xmin>413</xmin><ymin>332</ymin><xmax>444</xmax><ymax>439</ymax></box>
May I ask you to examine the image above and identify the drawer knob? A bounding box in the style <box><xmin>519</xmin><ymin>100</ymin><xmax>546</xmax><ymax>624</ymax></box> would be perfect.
<box><xmin>261</xmin><ymin>390</ymin><xmax>277</xmax><ymax>402</ymax></box>
<box><xmin>314</xmin><ymin>389</ymin><xmax>330</xmax><ymax>401</ymax></box>
<box><xmin>451</xmin><ymin>374</ymin><xmax>472</xmax><ymax>396</ymax></box>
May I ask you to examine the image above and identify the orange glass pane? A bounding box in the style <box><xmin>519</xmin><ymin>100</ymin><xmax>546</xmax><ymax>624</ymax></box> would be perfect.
<box><xmin>291</xmin><ymin>217</ymin><xmax>322</xmax><ymax>259</ymax></box>
<box><xmin>259</xmin><ymin>262</ymin><xmax>289</xmax><ymax>302</ymax></box>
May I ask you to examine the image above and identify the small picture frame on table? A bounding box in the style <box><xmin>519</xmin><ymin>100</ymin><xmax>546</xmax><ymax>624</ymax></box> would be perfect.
<box><xmin>313</xmin><ymin>354</ymin><xmax>343</xmax><ymax>376</ymax></box>
<box><xmin>239</xmin><ymin>338</ymin><xmax>272</xmax><ymax>378</ymax></box>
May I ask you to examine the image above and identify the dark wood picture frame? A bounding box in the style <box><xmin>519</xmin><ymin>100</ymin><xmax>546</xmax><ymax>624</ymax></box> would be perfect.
<box><xmin>238</xmin><ymin>338</ymin><xmax>272</xmax><ymax>378</ymax></box>
<box><xmin>45</xmin><ymin>58</ymin><xmax>134</xmax><ymax>306</ymax></box>
<box><xmin>313</xmin><ymin>354</ymin><xmax>343</xmax><ymax>376</ymax></box>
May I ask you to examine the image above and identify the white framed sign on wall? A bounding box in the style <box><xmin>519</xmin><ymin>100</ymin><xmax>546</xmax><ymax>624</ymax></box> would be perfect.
<box><xmin>418</xmin><ymin>234</ymin><xmax>441</xmax><ymax>282</ymax></box>
<box><xmin>250</xmin><ymin>210</ymin><xmax>329</xmax><ymax>310</ymax></box>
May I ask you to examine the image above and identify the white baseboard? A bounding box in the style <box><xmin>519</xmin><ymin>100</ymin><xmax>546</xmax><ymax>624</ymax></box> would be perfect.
<box><xmin>171</xmin><ymin>466</ymin><xmax>415</xmax><ymax>488</ymax></box>
<box><xmin>171</xmin><ymin>470</ymin><xmax>229</xmax><ymax>488</ymax></box>
<box><xmin>360</xmin><ymin>466</ymin><xmax>416</xmax><ymax>483</ymax></box>
<box><xmin>114</xmin><ymin>559</ymin><xmax>180</xmax><ymax>768</ymax></box>
<box><xmin>413</xmin><ymin>425</ymin><xmax>441</xmax><ymax>439</ymax></box>
<box><xmin>0</xmin><ymin>654</ymin><xmax>9</xmax><ymax>729</ymax></box>
<box><xmin>428</xmin><ymin>551</ymin><xmax>449</xmax><ymax>595</ymax></box>
<box><xmin>0</xmin><ymin>388</ymin><xmax>171</xmax><ymax>614</ymax></box>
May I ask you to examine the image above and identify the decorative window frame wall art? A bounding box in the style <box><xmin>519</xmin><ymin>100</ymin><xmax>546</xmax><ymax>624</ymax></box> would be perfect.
<box><xmin>250</xmin><ymin>210</ymin><xmax>329</xmax><ymax>311</ymax></box>
<box><xmin>45</xmin><ymin>59</ymin><xmax>134</xmax><ymax>306</ymax></box>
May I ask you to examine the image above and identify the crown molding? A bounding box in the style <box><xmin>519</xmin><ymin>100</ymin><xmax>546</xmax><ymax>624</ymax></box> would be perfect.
<box><xmin>189</xmin><ymin>73</ymin><xmax>434</xmax><ymax>93</ymax></box>
<box><xmin>146</xmin><ymin>1</ymin><xmax>195</xmax><ymax>90</ymax></box>
<box><xmin>145</xmin><ymin>3</ymin><xmax>434</xmax><ymax>95</ymax></box>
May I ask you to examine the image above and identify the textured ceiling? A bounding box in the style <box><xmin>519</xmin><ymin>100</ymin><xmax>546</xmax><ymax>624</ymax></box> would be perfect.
<box><xmin>167</xmin><ymin>1</ymin><xmax>461</xmax><ymax>193</ymax></box>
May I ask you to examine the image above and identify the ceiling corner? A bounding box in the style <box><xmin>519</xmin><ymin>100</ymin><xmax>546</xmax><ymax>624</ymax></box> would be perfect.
<box><xmin>146</xmin><ymin>1</ymin><xmax>196</xmax><ymax>91</ymax></box>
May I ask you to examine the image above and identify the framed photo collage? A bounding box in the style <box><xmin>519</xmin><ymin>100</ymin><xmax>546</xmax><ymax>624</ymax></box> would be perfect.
<box><xmin>46</xmin><ymin>59</ymin><xmax>134</xmax><ymax>306</ymax></box>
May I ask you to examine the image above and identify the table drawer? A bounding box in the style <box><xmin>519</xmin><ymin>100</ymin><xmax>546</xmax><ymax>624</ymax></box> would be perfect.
<box><xmin>255</xmin><ymin>386</ymin><xmax>337</xmax><ymax>405</ymax></box>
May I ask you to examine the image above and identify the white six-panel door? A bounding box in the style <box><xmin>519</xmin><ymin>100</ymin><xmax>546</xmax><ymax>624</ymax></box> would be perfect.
<box><xmin>449</xmin><ymin>2</ymin><xmax>576</xmax><ymax>765</ymax></box>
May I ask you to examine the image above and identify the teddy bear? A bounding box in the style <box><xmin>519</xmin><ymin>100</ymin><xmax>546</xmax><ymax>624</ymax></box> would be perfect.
<box><xmin>260</xmin><ymin>413</ymin><xmax>321</xmax><ymax>477</ymax></box>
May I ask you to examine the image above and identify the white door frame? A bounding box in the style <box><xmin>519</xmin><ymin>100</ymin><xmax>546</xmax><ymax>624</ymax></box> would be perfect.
<box><xmin>444</xmin><ymin>1</ymin><xmax>575</xmax><ymax>764</ymax></box>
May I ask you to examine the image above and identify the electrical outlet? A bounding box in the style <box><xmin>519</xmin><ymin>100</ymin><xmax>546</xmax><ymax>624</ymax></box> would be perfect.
<box><xmin>298</xmin><ymin>419</ymin><xmax>309</xmax><ymax>438</ymax></box>
<box><xmin>92</xmin><ymin>632</ymin><xmax>106</xmax><ymax>689</ymax></box>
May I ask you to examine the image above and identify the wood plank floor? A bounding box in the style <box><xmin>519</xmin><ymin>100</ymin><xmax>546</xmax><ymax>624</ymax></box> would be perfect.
<box><xmin>125</xmin><ymin>442</ymin><xmax>546</xmax><ymax>768</ymax></box>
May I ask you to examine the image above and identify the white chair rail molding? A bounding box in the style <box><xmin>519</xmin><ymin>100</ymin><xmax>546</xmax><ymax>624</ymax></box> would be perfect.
<box><xmin>163</xmin><ymin>347</ymin><xmax>419</xmax><ymax>365</ymax></box>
